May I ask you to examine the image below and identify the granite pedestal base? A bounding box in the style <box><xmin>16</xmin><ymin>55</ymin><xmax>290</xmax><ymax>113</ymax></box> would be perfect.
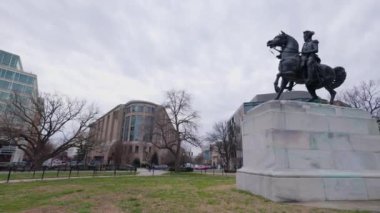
<box><xmin>236</xmin><ymin>100</ymin><xmax>380</xmax><ymax>202</ymax></box>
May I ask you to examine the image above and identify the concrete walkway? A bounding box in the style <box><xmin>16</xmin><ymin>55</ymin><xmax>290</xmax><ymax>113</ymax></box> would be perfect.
<box><xmin>136</xmin><ymin>168</ymin><xmax>168</xmax><ymax>176</ymax></box>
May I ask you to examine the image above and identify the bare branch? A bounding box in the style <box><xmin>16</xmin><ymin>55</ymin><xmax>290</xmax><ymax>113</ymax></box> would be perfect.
<box><xmin>0</xmin><ymin>92</ymin><xmax>98</xmax><ymax>168</ymax></box>
<box><xmin>339</xmin><ymin>80</ymin><xmax>380</xmax><ymax>117</ymax></box>
<box><xmin>151</xmin><ymin>90</ymin><xmax>200</xmax><ymax>172</ymax></box>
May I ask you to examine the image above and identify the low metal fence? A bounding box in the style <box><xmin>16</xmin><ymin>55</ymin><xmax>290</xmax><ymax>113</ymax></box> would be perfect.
<box><xmin>193</xmin><ymin>168</ymin><xmax>236</xmax><ymax>176</ymax></box>
<box><xmin>1</xmin><ymin>165</ymin><xmax>137</xmax><ymax>183</ymax></box>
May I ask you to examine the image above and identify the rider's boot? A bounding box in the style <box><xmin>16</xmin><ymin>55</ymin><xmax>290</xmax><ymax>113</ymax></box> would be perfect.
<box><xmin>305</xmin><ymin>67</ymin><xmax>314</xmax><ymax>84</ymax></box>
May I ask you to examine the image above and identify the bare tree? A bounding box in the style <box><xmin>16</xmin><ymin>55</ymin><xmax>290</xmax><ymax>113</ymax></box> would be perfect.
<box><xmin>339</xmin><ymin>80</ymin><xmax>380</xmax><ymax>129</ymax></box>
<box><xmin>206</xmin><ymin>121</ymin><xmax>237</xmax><ymax>172</ymax></box>
<box><xmin>152</xmin><ymin>90</ymin><xmax>200</xmax><ymax>172</ymax></box>
<box><xmin>0</xmin><ymin>93</ymin><xmax>98</xmax><ymax>169</ymax></box>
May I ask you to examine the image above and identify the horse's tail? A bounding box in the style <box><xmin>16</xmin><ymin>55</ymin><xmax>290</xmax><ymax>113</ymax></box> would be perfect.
<box><xmin>332</xmin><ymin>66</ymin><xmax>346</xmax><ymax>89</ymax></box>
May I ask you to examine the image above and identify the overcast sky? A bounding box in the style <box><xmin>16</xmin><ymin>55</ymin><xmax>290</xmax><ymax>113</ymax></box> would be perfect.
<box><xmin>1</xmin><ymin>0</ymin><xmax>379</xmax><ymax>146</ymax></box>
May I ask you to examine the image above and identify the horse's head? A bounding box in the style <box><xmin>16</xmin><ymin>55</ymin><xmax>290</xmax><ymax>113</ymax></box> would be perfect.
<box><xmin>267</xmin><ymin>31</ymin><xmax>288</xmax><ymax>48</ymax></box>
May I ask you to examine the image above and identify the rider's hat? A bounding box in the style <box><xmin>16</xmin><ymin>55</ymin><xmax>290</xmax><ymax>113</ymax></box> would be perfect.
<box><xmin>303</xmin><ymin>30</ymin><xmax>315</xmax><ymax>36</ymax></box>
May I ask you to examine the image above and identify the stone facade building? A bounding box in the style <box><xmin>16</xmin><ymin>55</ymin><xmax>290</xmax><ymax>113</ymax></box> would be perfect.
<box><xmin>87</xmin><ymin>100</ymin><xmax>174</xmax><ymax>167</ymax></box>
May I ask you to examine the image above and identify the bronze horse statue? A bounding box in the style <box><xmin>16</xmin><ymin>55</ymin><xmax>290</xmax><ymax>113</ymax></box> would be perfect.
<box><xmin>267</xmin><ymin>32</ymin><xmax>346</xmax><ymax>104</ymax></box>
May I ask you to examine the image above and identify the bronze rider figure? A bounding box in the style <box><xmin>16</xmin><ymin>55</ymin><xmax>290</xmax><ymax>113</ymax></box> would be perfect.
<box><xmin>301</xmin><ymin>30</ymin><xmax>321</xmax><ymax>84</ymax></box>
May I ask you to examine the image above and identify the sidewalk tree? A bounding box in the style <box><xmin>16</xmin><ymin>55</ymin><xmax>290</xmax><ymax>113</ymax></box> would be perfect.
<box><xmin>0</xmin><ymin>93</ymin><xmax>98</xmax><ymax>169</ymax></box>
<box><xmin>152</xmin><ymin>90</ymin><xmax>200</xmax><ymax>172</ymax></box>
<box><xmin>206</xmin><ymin>120</ymin><xmax>237</xmax><ymax>172</ymax></box>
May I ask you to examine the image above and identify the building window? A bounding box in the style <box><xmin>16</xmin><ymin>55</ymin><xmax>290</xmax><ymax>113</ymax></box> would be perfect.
<box><xmin>129</xmin><ymin>133</ymin><xmax>134</xmax><ymax>141</ymax></box>
<box><xmin>123</xmin><ymin>116</ymin><xmax>130</xmax><ymax>141</ymax></box>
<box><xmin>0</xmin><ymin>80</ymin><xmax>10</xmax><ymax>90</ymax></box>
<box><xmin>4</xmin><ymin>70</ymin><xmax>14</xmax><ymax>80</ymax></box>
<box><xmin>135</xmin><ymin>146</ymin><xmax>139</xmax><ymax>153</ymax></box>
<box><xmin>137</xmin><ymin>105</ymin><xmax>144</xmax><ymax>112</ymax></box>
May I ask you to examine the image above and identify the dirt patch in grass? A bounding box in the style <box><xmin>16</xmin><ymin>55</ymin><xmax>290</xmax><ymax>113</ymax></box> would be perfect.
<box><xmin>205</xmin><ymin>183</ymin><xmax>234</xmax><ymax>191</ymax></box>
<box><xmin>22</xmin><ymin>206</ymin><xmax>67</xmax><ymax>213</ymax></box>
<box><xmin>92</xmin><ymin>203</ymin><xmax>123</xmax><ymax>213</ymax></box>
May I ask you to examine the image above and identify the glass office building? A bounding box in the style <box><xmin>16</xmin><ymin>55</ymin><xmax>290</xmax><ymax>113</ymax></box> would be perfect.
<box><xmin>0</xmin><ymin>50</ymin><xmax>38</xmax><ymax>165</ymax></box>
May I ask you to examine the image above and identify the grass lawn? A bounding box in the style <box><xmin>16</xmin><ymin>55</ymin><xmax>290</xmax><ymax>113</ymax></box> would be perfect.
<box><xmin>0</xmin><ymin>173</ymin><xmax>356</xmax><ymax>213</ymax></box>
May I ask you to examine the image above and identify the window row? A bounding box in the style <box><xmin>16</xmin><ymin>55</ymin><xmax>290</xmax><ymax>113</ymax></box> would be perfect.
<box><xmin>126</xmin><ymin>105</ymin><xmax>155</xmax><ymax>113</ymax></box>
<box><xmin>0</xmin><ymin>91</ymin><xmax>9</xmax><ymax>101</ymax></box>
<box><xmin>0</xmin><ymin>51</ymin><xmax>20</xmax><ymax>69</ymax></box>
<box><xmin>122</xmin><ymin>115</ymin><xmax>154</xmax><ymax>142</ymax></box>
<box><xmin>128</xmin><ymin>145</ymin><xmax>152</xmax><ymax>153</ymax></box>
<box><xmin>0</xmin><ymin>68</ymin><xmax>35</xmax><ymax>85</ymax></box>
<box><xmin>0</xmin><ymin>80</ymin><xmax>35</xmax><ymax>95</ymax></box>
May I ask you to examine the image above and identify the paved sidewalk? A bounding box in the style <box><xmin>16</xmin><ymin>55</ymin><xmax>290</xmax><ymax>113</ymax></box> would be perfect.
<box><xmin>136</xmin><ymin>168</ymin><xmax>168</xmax><ymax>176</ymax></box>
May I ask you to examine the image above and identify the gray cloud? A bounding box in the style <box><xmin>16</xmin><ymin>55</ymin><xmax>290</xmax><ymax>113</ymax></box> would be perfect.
<box><xmin>0</xmin><ymin>0</ymin><xmax>379</xmax><ymax>140</ymax></box>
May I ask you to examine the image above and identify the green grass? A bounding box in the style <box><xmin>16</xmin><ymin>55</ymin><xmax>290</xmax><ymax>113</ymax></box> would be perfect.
<box><xmin>0</xmin><ymin>173</ymin><xmax>360</xmax><ymax>213</ymax></box>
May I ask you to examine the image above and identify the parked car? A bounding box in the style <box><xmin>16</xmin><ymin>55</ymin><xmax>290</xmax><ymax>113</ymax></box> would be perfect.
<box><xmin>43</xmin><ymin>159</ymin><xmax>65</xmax><ymax>169</ymax></box>
<box><xmin>168</xmin><ymin>166</ymin><xmax>193</xmax><ymax>172</ymax></box>
<box><xmin>69</xmin><ymin>161</ymin><xmax>85</xmax><ymax>169</ymax></box>
<box><xmin>194</xmin><ymin>165</ymin><xmax>211</xmax><ymax>170</ymax></box>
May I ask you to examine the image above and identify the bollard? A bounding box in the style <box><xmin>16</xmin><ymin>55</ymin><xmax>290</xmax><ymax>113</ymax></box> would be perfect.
<box><xmin>56</xmin><ymin>167</ymin><xmax>60</xmax><ymax>177</ymax></box>
<box><xmin>114</xmin><ymin>166</ymin><xmax>116</xmax><ymax>176</ymax></box>
<box><xmin>69</xmin><ymin>167</ymin><xmax>72</xmax><ymax>179</ymax></box>
<box><xmin>6</xmin><ymin>166</ymin><xmax>12</xmax><ymax>183</ymax></box>
<box><xmin>41</xmin><ymin>167</ymin><xmax>46</xmax><ymax>180</ymax></box>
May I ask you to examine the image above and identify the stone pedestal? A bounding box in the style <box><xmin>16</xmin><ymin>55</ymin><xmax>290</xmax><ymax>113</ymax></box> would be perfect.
<box><xmin>236</xmin><ymin>100</ymin><xmax>380</xmax><ymax>202</ymax></box>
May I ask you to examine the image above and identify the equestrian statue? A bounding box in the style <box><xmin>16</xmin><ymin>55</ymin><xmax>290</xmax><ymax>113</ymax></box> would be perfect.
<box><xmin>267</xmin><ymin>31</ymin><xmax>346</xmax><ymax>104</ymax></box>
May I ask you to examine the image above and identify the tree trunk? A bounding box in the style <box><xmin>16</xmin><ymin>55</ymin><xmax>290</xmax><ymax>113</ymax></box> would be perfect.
<box><xmin>174</xmin><ymin>140</ymin><xmax>182</xmax><ymax>172</ymax></box>
<box><xmin>32</xmin><ymin>158</ymin><xmax>45</xmax><ymax>170</ymax></box>
<box><xmin>225</xmin><ymin>159</ymin><xmax>230</xmax><ymax>172</ymax></box>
